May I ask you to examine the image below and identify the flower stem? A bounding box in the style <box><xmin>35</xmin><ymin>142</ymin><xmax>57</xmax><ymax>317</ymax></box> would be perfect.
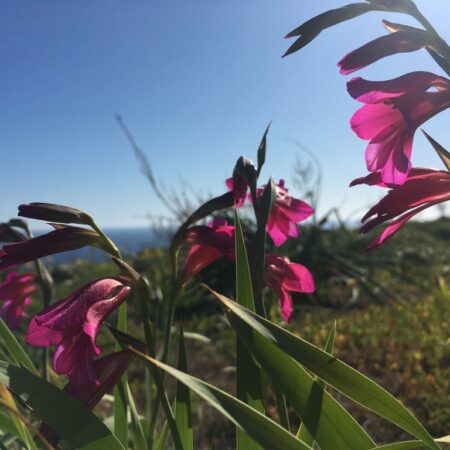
<box><xmin>137</xmin><ymin>276</ymin><xmax>183</xmax><ymax>450</ymax></box>
<box><xmin>88</xmin><ymin>218</ymin><xmax>122</xmax><ymax>259</ymax></box>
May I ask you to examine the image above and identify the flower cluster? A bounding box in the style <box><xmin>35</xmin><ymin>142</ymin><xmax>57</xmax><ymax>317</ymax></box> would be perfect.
<box><xmin>0</xmin><ymin>204</ymin><xmax>133</xmax><ymax>414</ymax></box>
<box><xmin>341</xmin><ymin>24</ymin><xmax>450</xmax><ymax>247</ymax></box>
<box><xmin>285</xmin><ymin>5</ymin><xmax>450</xmax><ymax>248</ymax></box>
<box><xmin>179</xmin><ymin>161</ymin><xmax>315</xmax><ymax>322</ymax></box>
<box><xmin>0</xmin><ymin>272</ymin><xmax>38</xmax><ymax>329</ymax></box>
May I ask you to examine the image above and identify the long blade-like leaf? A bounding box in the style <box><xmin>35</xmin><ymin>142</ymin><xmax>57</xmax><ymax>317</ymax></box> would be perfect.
<box><xmin>297</xmin><ymin>320</ymin><xmax>336</xmax><ymax>445</ymax></box>
<box><xmin>0</xmin><ymin>362</ymin><xmax>124</xmax><ymax>450</ymax></box>
<box><xmin>212</xmin><ymin>292</ymin><xmax>439</xmax><ymax>450</ymax></box>
<box><xmin>130</xmin><ymin>348</ymin><xmax>312</xmax><ymax>450</ymax></box>
<box><xmin>0</xmin><ymin>384</ymin><xmax>38</xmax><ymax>450</ymax></box>
<box><xmin>234</xmin><ymin>209</ymin><xmax>264</xmax><ymax>450</ymax></box>
<box><xmin>422</xmin><ymin>130</ymin><xmax>450</xmax><ymax>171</ymax></box>
<box><xmin>209</xmin><ymin>290</ymin><xmax>375</xmax><ymax>449</ymax></box>
<box><xmin>114</xmin><ymin>304</ymin><xmax>128</xmax><ymax>447</ymax></box>
<box><xmin>0</xmin><ymin>318</ymin><xmax>38</xmax><ymax>375</ymax></box>
<box><xmin>126</xmin><ymin>384</ymin><xmax>146</xmax><ymax>450</ymax></box>
<box><xmin>175</xmin><ymin>327</ymin><xmax>193</xmax><ymax>450</ymax></box>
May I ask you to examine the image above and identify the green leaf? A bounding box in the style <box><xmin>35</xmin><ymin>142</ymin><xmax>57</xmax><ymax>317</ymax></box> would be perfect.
<box><xmin>154</xmin><ymin>419</ymin><xmax>169</xmax><ymax>450</ymax></box>
<box><xmin>210</xmin><ymin>289</ymin><xmax>375</xmax><ymax>450</ymax></box>
<box><xmin>372</xmin><ymin>436</ymin><xmax>450</xmax><ymax>449</ymax></box>
<box><xmin>234</xmin><ymin>209</ymin><xmax>264</xmax><ymax>450</ymax></box>
<box><xmin>0</xmin><ymin>384</ymin><xmax>38</xmax><ymax>450</ymax></box>
<box><xmin>297</xmin><ymin>320</ymin><xmax>336</xmax><ymax>445</ymax></box>
<box><xmin>256</xmin><ymin>123</ymin><xmax>271</xmax><ymax>176</ymax></box>
<box><xmin>131</xmin><ymin>349</ymin><xmax>312</xmax><ymax>450</ymax></box>
<box><xmin>0</xmin><ymin>318</ymin><xmax>38</xmax><ymax>375</ymax></box>
<box><xmin>422</xmin><ymin>130</ymin><xmax>450</xmax><ymax>171</ymax></box>
<box><xmin>283</xmin><ymin>3</ymin><xmax>375</xmax><ymax>56</ymax></box>
<box><xmin>175</xmin><ymin>327</ymin><xmax>193</xmax><ymax>450</ymax></box>
<box><xmin>126</xmin><ymin>384</ymin><xmax>147</xmax><ymax>450</ymax></box>
<box><xmin>283</xmin><ymin>1</ymin><xmax>417</xmax><ymax>56</ymax></box>
<box><xmin>371</xmin><ymin>442</ymin><xmax>430</xmax><ymax>450</ymax></box>
<box><xmin>0</xmin><ymin>362</ymin><xmax>125</xmax><ymax>450</ymax></box>
<box><xmin>0</xmin><ymin>409</ymin><xmax>17</xmax><ymax>435</ymax></box>
<box><xmin>212</xmin><ymin>293</ymin><xmax>439</xmax><ymax>450</ymax></box>
<box><xmin>114</xmin><ymin>304</ymin><xmax>129</xmax><ymax>447</ymax></box>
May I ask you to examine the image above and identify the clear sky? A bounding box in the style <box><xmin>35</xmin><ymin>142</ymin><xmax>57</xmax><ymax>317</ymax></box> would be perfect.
<box><xmin>1</xmin><ymin>0</ymin><xmax>449</xmax><ymax>229</ymax></box>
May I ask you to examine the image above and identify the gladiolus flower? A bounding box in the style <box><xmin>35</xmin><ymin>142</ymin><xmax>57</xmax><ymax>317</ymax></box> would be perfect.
<box><xmin>338</xmin><ymin>24</ymin><xmax>432</xmax><ymax>75</ymax></box>
<box><xmin>256</xmin><ymin>180</ymin><xmax>313</xmax><ymax>247</ymax></box>
<box><xmin>40</xmin><ymin>350</ymin><xmax>135</xmax><ymax>445</ymax></box>
<box><xmin>0</xmin><ymin>225</ymin><xmax>105</xmax><ymax>270</ymax></box>
<box><xmin>226</xmin><ymin>176</ymin><xmax>248</xmax><ymax>208</ymax></box>
<box><xmin>26</xmin><ymin>278</ymin><xmax>130</xmax><ymax>387</ymax></box>
<box><xmin>0</xmin><ymin>272</ymin><xmax>38</xmax><ymax>329</ymax></box>
<box><xmin>265</xmin><ymin>254</ymin><xmax>315</xmax><ymax>322</ymax></box>
<box><xmin>181</xmin><ymin>218</ymin><xmax>235</xmax><ymax>281</ymax></box>
<box><xmin>348</xmin><ymin>72</ymin><xmax>450</xmax><ymax>185</ymax></box>
<box><xmin>64</xmin><ymin>350</ymin><xmax>134</xmax><ymax>408</ymax></box>
<box><xmin>352</xmin><ymin>168</ymin><xmax>450</xmax><ymax>249</ymax></box>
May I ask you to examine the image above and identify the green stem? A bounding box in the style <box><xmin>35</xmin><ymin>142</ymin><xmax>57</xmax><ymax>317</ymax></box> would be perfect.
<box><xmin>148</xmin><ymin>279</ymin><xmax>182</xmax><ymax>444</ymax></box>
<box><xmin>412</xmin><ymin>8</ymin><xmax>450</xmax><ymax>76</ymax></box>
<box><xmin>88</xmin><ymin>219</ymin><xmax>122</xmax><ymax>259</ymax></box>
<box><xmin>137</xmin><ymin>277</ymin><xmax>183</xmax><ymax>450</ymax></box>
<box><xmin>249</xmin><ymin>179</ymin><xmax>290</xmax><ymax>430</ymax></box>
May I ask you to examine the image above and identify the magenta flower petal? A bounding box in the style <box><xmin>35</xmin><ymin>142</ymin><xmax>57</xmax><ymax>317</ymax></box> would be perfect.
<box><xmin>226</xmin><ymin>176</ymin><xmax>248</xmax><ymax>208</ymax></box>
<box><xmin>181</xmin><ymin>220</ymin><xmax>235</xmax><ymax>281</ymax></box>
<box><xmin>266</xmin><ymin>218</ymin><xmax>292</xmax><ymax>247</ymax></box>
<box><xmin>354</xmin><ymin>168</ymin><xmax>450</xmax><ymax>248</ymax></box>
<box><xmin>366</xmin><ymin>203</ymin><xmax>433</xmax><ymax>249</ymax></box>
<box><xmin>63</xmin><ymin>350</ymin><xmax>134</xmax><ymax>410</ymax></box>
<box><xmin>26</xmin><ymin>317</ymin><xmax>63</xmax><ymax>346</ymax></box>
<box><xmin>283</xmin><ymin>263</ymin><xmax>315</xmax><ymax>293</ymax></box>
<box><xmin>26</xmin><ymin>278</ymin><xmax>131</xmax><ymax>380</ymax></box>
<box><xmin>0</xmin><ymin>272</ymin><xmax>38</xmax><ymax>329</ymax></box>
<box><xmin>180</xmin><ymin>245</ymin><xmax>223</xmax><ymax>281</ymax></box>
<box><xmin>347</xmin><ymin>72</ymin><xmax>450</xmax><ymax>185</ymax></box>
<box><xmin>83</xmin><ymin>286</ymin><xmax>130</xmax><ymax>353</ymax></box>
<box><xmin>278</xmin><ymin>288</ymin><xmax>294</xmax><ymax>323</ymax></box>
<box><xmin>257</xmin><ymin>180</ymin><xmax>313</xmax><ymax>247</ymax></box>
<box><xmin>265</xmin><ymin>254</ymin><xmax>315</xmax><ymax>322</ymax></box>
<box><xmin>347</xmin><ymin>72</ymin><xmax>443</xmax><ymax>103</ymax></box>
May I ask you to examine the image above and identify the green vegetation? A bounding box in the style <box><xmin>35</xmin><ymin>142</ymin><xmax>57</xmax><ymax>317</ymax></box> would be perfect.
<box><xmin>30</xmin><ymin>217</ymin><xmax>449</xmax><ymax>448</ymax></box>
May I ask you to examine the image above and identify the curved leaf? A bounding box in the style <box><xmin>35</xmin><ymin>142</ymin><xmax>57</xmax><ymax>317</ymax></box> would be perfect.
<box><xmin>211</xmin><ymin>290</ymin><xmax>375</xmax><ymax>450</ymax></box>
<box><xmin>0</xmin><ymin>362</ymin><xmax>124</xmax><ymax>450</ymax></box>
<box><xmin>130</xmin><ymin>349</ymin><xmax>312</xmax><ymax>450</ymax></box>
<box><xmin>0</xmin><ymin>318</ymin><xmax>38</xmax><ymax>375</ymax></box>
<box><xmin>211</xmin><ymin>292</ymin><xmax>439</xmax><ymax>450</ymax></box>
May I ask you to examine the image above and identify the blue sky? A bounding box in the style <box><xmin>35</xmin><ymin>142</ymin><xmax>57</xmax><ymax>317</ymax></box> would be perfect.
<box><xmin>1</xmin><ymin>0</ymin><xmax>449</xmax><ymax>229</ymax></box>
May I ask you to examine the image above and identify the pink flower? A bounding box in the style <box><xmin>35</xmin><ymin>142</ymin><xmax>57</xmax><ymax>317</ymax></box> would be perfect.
<box><xmin>352</xmin><ymin>168</ymin><xmax>450</xmax><ymax>249</ymax></box>
<box><xmin>0</xmin><ymin>272</ymin><xmax>38</xmax><ymax>329</ymax></box>
<box><xmin>40</xmin><ymin>350</ymin><xmax>135</xmax><ymax>444</ymax></box>
<box><xmin>26</xmin><ymin>278</ymin><xmax>130</xmax><ymax>387</ymax></box>
<box><xmin>256</xmin><ymin>180</ymin><xmax>313</xmax><ymax>247</ymax></box>
<box><xmin>181</xmin><ymin>218</ymin><xmax>235</xmax><ymax>281</ymax></box>
<box><xmin>338</xmin><ymin>24</ymin><xmax>431</xmax><ymax>75</ymax></box>
<box><xmin>265</xmin><ymin>254</ymin><xmax>315</xmax><ymax>322</ymax></box>
<box><xmin>226</xmin><ymin>175</ymin><xmax>248</xmax><ymax>208</ymax></box>
<box><xmin>64</xmin><ymin>350</ymin><xmax>134</xmax><ymax>409</ymax></box>
<box><xmin>348</xmin><ymin>72</ymin><xmax>450</xmax><ymax>185</ymax></box>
